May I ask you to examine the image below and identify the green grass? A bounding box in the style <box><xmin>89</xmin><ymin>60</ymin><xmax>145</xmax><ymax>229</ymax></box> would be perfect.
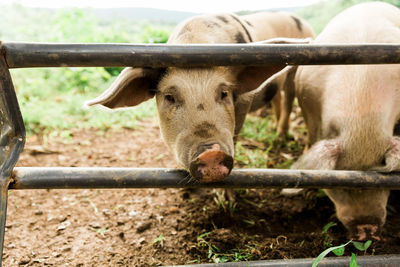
<box><xmin>196</xmin><ymin>232</ymin><xmax>258</xmax><ymax>263</ymax></box>
<box><xmin>3</xmin><ymin>7</ymin><xmax>171</xmax><ymax>136</ymax></box>
<box><xmin>235</xmin><ymin>114</ymin><xmax>303</xmax><ymax>169</ymax></box>
<box><xmin>12</xmin><ymin>68</ymin><xmax>157</xmax><ymax>135</ymax></box>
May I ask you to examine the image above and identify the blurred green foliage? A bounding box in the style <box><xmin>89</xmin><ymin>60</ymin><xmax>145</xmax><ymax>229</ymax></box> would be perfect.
<box><xmin>297</xmin><ymin>0</ymin><xmax>400</xmax><ymax>34</ymax></box>
<box><xmin>0</xmin><ymin>5</ymin><xmax>172</xmax><ymax>134</ymax></box>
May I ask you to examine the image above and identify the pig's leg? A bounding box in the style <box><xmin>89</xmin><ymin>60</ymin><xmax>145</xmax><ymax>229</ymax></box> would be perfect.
<box><xmin>277</xmin><ymin>67</ymin><xmax>297</xmax><ymax>136</ymax></box>
<box><xmin>271</xmin><ymin>91</ymin><xmax>281</xmax><ymax>125</ymax></box>
<box><xmin>324</xmin><ymin>189</ymin><xmax>389</xmax><ymax>241</ymax></box>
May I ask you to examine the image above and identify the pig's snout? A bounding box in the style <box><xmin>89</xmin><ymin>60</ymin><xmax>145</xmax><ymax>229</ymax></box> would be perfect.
<box><xmin>189</xmin><ymin>144</ymin><xmax>233</xmax><ymax>183</ymax></box>
<box><xmin>345</xmin><ymin>217</ymin><xmax>383</xmax><ymax>241</ymax></box>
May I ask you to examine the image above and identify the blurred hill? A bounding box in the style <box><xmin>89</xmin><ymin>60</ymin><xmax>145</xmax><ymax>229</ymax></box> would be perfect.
<box><xmin>91</xmin><ymin>7</ymin><xmax>198</xmax><ymax>24</ymax></box>
<box><xmin>297</xmin><ymin>0</ymin><xmax>400</xmax><ymax>34</ymax></box>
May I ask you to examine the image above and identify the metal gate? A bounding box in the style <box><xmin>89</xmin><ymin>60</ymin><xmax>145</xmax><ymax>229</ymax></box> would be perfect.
<box><xmin>1</xmin><ymin>41</ymin><xmax>400</xmax><ymax>266</ymax></box>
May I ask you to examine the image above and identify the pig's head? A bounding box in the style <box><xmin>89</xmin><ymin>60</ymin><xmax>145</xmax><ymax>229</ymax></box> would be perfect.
<box><xmin>260</xmin><ymin>62</ymin><xmax>400</xmax><ymax>240</ymax></box>
<box><xmin>290</xmin><ymin>137</ymin><xmax>400</xmax><ymax>241</ymax></box>
<box><xmin>87</xmin><ymin>64</ymin><xmax>281</xmax><ymax>183</ymax></box>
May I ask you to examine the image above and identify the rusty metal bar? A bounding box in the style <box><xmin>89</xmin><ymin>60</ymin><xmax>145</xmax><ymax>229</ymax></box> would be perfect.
<box><xmin>171</xmin><ymin>254</ymin><xmax>400</xmax><ymax>267</ymax></box>
<box><xmin>0</xmin><ymin>55</ymin><xmax>26</xmax><ymax>267</ymax></box>
<box><xmin>9</xmin><ymin>167</ymin><xmax>400</xmax><ymax>190</ymax></box>
<box><xmin>2</xmin><ymin>42</ymin><xmax>400</xmax><ymax>68</ymax></box>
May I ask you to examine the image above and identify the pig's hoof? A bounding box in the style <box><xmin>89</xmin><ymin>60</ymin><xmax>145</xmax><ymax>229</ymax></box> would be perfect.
<box><xmin>190</xmin><ymin>144</ymin><xmax>233</xmax><ymax>183</ymax></box>
<box><xmin>350</xmin><ymin>224</ymin><xmax>381</xmax><ymax>241</ymax></box>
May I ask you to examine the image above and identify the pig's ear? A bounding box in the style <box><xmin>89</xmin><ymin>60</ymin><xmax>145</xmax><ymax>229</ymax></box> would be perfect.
<box><xmin>235</xmin><ymin>37</ymin><xmax>312</xmax><ymax>95</ymax></box>
<box><xmin>292</xmin><ymin>140</ymin><xmax>340</xmax><ymax>170</ymax></box>
<box><xmin>236</xmin><ymin>65</ymin><xmax>286</xmax><ymax>95</ymax></box>
<box><xmin>249</xmin><ymin>65</ymin><xmax>297</xmax><ymax>112</ymax></box>
<box><xmin>86</xmin><ymin>67</ymin><xmax>164</xmax><ymax>109</ymax></box>
<box><xmin>373</xmin><ymin>137</ymin><xmax>400</xmax><ymax>172</ymax></box>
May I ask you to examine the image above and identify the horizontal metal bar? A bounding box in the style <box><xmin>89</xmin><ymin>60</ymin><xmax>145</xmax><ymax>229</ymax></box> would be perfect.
<box><xmin>2</xmin><ymin>42</ymin><xmax>400</xmax><ymax>68</ymax></box>
<box><xmin>171</xmin><ymin>254</ymin><xmax>400</xmax><ymax>267</ymax></box>
<box><xmin>9</xmin><ymin>167</ymin><xmax>400</xmax><ymax>190</ymax></box>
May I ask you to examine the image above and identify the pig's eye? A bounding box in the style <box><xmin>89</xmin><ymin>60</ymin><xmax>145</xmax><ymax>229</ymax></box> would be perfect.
<box><xmin>220</xmin><ymin>91</ymin><xmax>229</xmax><ymax>100</ymax></box>
<box><xmin>165</xmin><ymin>94</ymin><xmax>175</xmax><ymax>104</ymax></box>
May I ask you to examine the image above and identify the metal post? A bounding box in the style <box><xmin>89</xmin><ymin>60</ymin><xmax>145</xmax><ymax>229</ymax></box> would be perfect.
<box><xmin>0</xmin><ymin>50</ymin><xmax>26</xmax><ymax>266</ymax></box>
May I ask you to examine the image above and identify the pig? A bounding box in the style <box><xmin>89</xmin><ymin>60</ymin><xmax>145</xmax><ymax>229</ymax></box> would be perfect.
<box><xmin>260</xmin><ymin>2</ymin><xmax>400</xmax><ymax>240</ymax></box>
<box><xmin>87</xmin><ymin>12</ymin><xmax>314</xmax><ymax>183</ymax></box>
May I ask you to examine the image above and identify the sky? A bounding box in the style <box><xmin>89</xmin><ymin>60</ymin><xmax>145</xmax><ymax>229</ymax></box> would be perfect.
<box><xmin>1</xmin><ymin>0</ymin><xmax>323</xmax><ymax>13</ymax></box>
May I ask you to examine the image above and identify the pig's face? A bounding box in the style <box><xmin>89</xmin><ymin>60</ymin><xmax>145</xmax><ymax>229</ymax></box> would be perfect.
<box><xmin>85</xmin><ymin>64</ymin><xmax>280</xmax><ymax>182</ymax></box>
<box><xmin>86</xmin><ymin>59</ymin><xmax>282</xmax><ymax>182</ymax></box>
<box><xmin>156</xmin><ymin>67</ymin><xmax>236</xmax><ymax>182</ymax></box>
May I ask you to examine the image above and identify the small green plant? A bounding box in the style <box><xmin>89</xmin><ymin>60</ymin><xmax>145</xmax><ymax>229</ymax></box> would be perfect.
<box><xmin>321</xmin><ymin>222</ymin><xmax>337</xmax><ymax>247</ymax></box>
<box><xmin>152</xmin><ymin>233</ymin><xmax>165</xmax><ymax>247</ymax></box>
<box><xmin>353</xmin><ymin>240</ymin><xmax>372</xmax><ymax>255</ymax></box>
<box><xmin>312</xmin><ymin>240</ymin><xmax>372</xmax><ymax>267</ymax></box>
<box><xmin>322</xmin><ymin>222</ymin><xmax>337</xmax><ymax>234</ymax></box>
<box><xmin>90</xmin><ymin>227</ymin><xmax>109</xmax><ymax>237</ymax></box>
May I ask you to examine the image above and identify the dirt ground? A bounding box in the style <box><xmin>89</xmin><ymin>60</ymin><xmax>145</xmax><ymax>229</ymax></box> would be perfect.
<box><xmin>3</xmin><ymin>119</ymin><xmax>400</xmax><ymax>266</ymax></box>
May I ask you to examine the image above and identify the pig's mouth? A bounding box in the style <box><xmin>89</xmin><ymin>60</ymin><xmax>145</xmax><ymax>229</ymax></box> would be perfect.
<box><xmin>189</xmin><ymin>144</ymin><xmax>234</xmax><ymax>183</ymax></box>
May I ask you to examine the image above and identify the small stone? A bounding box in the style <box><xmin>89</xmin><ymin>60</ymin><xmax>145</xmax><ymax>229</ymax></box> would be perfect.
<box><xmin>128</xmin><ymin>210</ymin><xmax>137</xmax><ymax>217</ymax></box>
<box><xmin>135</xmin><ymin>237</ymin><xmax>146</xmax><ymax>248</ymax></box>
<box><xmin>89</xmin><ymin>222</ymin><xmax>101</xmax><ymax>228</ymax></box>
<box><xmin>136</xmin><ymin>221</ymin><xmax>152</xmax><ymax>233</ymax></box>
<box><xmin>169</xmin><ymin>207</ymin><xmax>179</xmax><ymax>213</ymax></box>
<box><xmin>52</xmin><ymin>252</ymin><xmax>61</xmax><ymax>258</ymax></box>
<box><xmin>116</xmin><ymin>216</ymin><xmax>129</xmax><ymax>226</ymax></box>
<box><xmin>62</xmin><ymin>247</ymin><xmax>72</xmax><ymax>253</ymax></box>
<box><xmin>18</xmin><ymin>255</ymin><xmax>31</xmax><ymax>265</ymax></box>
<box><xmin>34</xmin><ymin>210</ymin><xmax>43</xmax><ymax>216</ymax></box>
<box><xmin>156</xmin><ymin>215</ymin><xmax>164</xmax><ymax>222</ymax></box>
<box><xmin>57</xmin><ymin>221</ymin><xmax>71</xmax><ymax>231</ymax></box>
<box><xmin>102</xmin><ymin>209</ymin><xmax>112</xmax><ymax>217</ymax></box>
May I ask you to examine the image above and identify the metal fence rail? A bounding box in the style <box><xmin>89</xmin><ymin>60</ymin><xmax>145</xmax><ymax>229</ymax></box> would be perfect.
<box><xmin>2</xmin><ymin>42</ymin><xmax>400</xmax><ymax>68</ymax></box>
<box><xmin>10</xmin><ymin>167</ymin><xmax>400</xmax><ymax>190</ymax></box>
<box><xmin>171</xmin><ymin>254</ymin><xmax>400</xmax><ymax>267</ymax></box>
<box><xmin>1</xmin><ymin>41</ymin><xmax>400</xmax><ymax>266</ymax></box>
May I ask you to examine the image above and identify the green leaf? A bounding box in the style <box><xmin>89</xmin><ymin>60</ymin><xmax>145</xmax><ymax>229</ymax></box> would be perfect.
<box><xmin>350</xmin><ymin>253</ymin><xmax>361</xmax><ymax>267</ymax></box>
<box><xmin>219</xmin><ymin>256</ymin><xmax>228</xmax><ymax>263</ymax></box>
<box><xmin>332</xmin><ymin>246</ymin><xmax>345</xmax><ymax>256</ymax></box>
<box><xmin>197</xmin><ymin>232</ymin><xmax>210</xmax><ymax>240</ymax></box>
<box><xmin>322</xmin><ymin>222</ymin><xmax>337</xmax><ymax>234</ymax></box>
<box><xmin>208</xmin><ymin>247</ymin><xmax>213</xmax><ymax>258</ymax></box>
<box><xmin>364</xmin><ymin>240</ymin><xmax>372</xmax><ymax>250</ymax></box>
<box><xmin>353</xmin><ymin>240</ymin><xmax>372</xmax><ymax>251</ymax></box>
<box><xmin>312</xmin><ymin>240</ymin><xmax>352</xmax><ymax>267</ymax></box>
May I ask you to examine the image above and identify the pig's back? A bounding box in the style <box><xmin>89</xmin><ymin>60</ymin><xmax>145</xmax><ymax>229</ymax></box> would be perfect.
<box><xmin>316</xmin><ymin>2</ymin><xmax>400</xmax><ymax>44</ymax></box>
